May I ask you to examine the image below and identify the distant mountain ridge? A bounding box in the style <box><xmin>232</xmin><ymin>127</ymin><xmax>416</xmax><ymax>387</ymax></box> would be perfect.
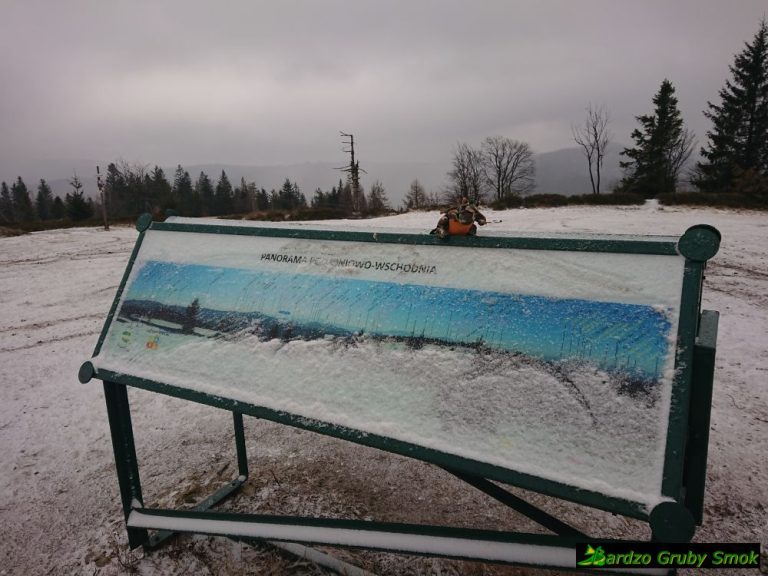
<box><xmin>8</xmin><ymin>147</ymin><xmax>628</xmax><ymax>207</ymax></box>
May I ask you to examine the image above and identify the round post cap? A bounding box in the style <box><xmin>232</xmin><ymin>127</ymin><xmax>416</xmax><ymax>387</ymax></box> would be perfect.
<box><xmin>677</xmin><ymin>224</ymin><xmax>721</xmax><ymax>262</ymax></box>
<box><xmin>650</xmin><ymin>501</ymin><xmax>696</xmax><ymax>543</ymax></box>
<box><xmin>78</xmin><ymin>361</ymin><xmax>95</xmax><ymax>383</ymax></box>
<box><xmin>136</xmin><ymin>213</ymin><xmax>153</xmax><ymax>232</ymax></box>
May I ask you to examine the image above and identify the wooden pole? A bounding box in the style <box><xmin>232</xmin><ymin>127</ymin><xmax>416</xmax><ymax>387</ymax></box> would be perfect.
<box><xmin>97</xmin><ymin>166</ymin><xmax>109</xmax><ymax>231</ymax></box>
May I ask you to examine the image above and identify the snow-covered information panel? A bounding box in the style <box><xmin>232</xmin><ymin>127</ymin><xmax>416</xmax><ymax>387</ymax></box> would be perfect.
<box><xmin>93</xmin><ymin>225</ymin><xmax>685</xmax><ymax>510</ymax></box>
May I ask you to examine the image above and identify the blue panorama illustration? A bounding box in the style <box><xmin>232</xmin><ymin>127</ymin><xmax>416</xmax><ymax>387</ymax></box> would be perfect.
<box><xmin>114</xmin><ymin>260</ymin><xmax>674</xmax><ymax>382</ymax></box>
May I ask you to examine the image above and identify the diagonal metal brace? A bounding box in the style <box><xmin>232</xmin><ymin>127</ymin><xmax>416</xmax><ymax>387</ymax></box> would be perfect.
<box><xmin>145</xmin><ymin>474</ymin><xmax>247</xmax><ymax>549</ymax></box>
<box><xmin>145</xmin><ymin>411</ymin><xmax>249</xmax><ymax>549</ymax></box>
<box><xmin>442</xmin><ymin>467</ymin><xmax>588</xmax><ymax>539</ymax></box>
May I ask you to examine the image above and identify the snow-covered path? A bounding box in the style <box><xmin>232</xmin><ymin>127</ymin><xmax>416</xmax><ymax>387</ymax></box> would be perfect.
<box><xmin>1</xmin><ymin>204</ymin><xmax>765</xmax><ymax>575</ymax></box>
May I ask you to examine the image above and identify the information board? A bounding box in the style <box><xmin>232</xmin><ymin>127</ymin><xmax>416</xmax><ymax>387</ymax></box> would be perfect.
<box><xmin>92</xmin><ymin>225</ymin><xmax>686</xmax><ymax>511</ymax></box>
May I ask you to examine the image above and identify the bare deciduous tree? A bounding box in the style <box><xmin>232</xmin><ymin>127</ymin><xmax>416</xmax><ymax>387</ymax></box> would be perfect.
<box><xmin>445</xmin><ymin>142</ymin><xmax>485</xmax><ymax>204</ymax></box>
<box><xmin>671</xmin><ymin>128</ymin><xmax>697</xmax><ymax>190</ymax></box>
<box><xmin>367</xmin><ymin>180</ymin><xmax>391</xmax><ymax>213</ymax></box>
<box><xmin>481</xmin><ymin>136</ymin><xmax>535</xmax><ymax>200</ymax></box>
<box><xmin>572</xmin><ymin>103</ymin><xmax>611</xmax><ymax>194</ymax></box>
<box><xmin>404</xmin><ymin>179</ymin><xmax>428</xmax><ymax>209</ymax></box>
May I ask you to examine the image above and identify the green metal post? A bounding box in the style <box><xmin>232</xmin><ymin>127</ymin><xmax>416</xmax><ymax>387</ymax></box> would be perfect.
<box><xmin>651</xmin><ymin>225</ymin><xmax>721</xmax><ymax>542</ymax></box>
<box><xmin>233</xmin><ymin>412</ymin><xmax>248</xmax><ymax>478</ymax></box>
<box><xmin>684</xmin><ymin>310</ymin><xmax>719</xmax><ymax>524</ymax></box>
<box><xmin>660</xmin><ymin>260</ymin><xmax>703</xmax><ymax>501</ymax></box>
<box><xmin>103</xmin><ymin>380</ymin><xmax>149</xmax><ymax>549</ymax></box>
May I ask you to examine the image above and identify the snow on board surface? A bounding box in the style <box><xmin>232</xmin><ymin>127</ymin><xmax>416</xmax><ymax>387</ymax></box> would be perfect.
<box><xmin>2</xmin><ymin>204</ymin><xmax>766</xmax><ymax>576</ymax></box>
<box><xmin>92</xmin><ymin>225</ymin><xmax>685</xmax><ymax>510</ymax></box>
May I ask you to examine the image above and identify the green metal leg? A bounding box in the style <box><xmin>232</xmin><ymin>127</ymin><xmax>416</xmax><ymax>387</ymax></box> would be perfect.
<box><xmin>103</xmin><ymin>381</ymin><xmax>149</xmax><ymax>549</ymax></box>
<box><xmin>234</xmin><ymin>411</ymin><xmax>248</xmax><ymax>478</ymax></box>
<box><xmin>684</xmin><ymin>310</ymin><xmax>719</xmax><ymax>525</ymax></box>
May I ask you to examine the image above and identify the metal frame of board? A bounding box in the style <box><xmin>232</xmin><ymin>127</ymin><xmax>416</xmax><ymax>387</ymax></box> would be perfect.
<box><xmin>79</xmin><ymin>215</ymin><xmax>720</xmax><ymax>573</ymax></box>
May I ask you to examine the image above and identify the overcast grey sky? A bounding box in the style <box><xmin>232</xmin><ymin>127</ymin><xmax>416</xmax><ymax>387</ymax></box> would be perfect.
<box><xmin>1</xmin><ymin>1</ymin><xmax>766</xmax><ymax>178</ymax></box>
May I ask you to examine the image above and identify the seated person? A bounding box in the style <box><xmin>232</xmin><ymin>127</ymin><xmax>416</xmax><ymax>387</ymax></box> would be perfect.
<box><xmin>431</xmin><ymin>196</ymin><xmax>487</xmax><ymax>238</ymax></box>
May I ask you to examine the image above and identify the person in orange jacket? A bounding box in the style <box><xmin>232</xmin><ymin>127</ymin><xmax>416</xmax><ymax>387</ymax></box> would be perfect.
<box><xmin>430</xmin><ymin>196</ymin><xmax>487</xmax><ymax>238</ymax></box>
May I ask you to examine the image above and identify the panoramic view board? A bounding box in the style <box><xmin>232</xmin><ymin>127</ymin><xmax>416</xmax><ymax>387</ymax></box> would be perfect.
<box><xmin>93</xmin><ymin>228</ymin><xmax>685</xmax><ymax>509</ymax></box>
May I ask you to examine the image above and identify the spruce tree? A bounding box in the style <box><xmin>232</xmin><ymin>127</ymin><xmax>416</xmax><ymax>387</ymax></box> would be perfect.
<box><xmin>325</xmin><ymin>185</ymin><xmax>339</xmax><ymax>207</ymax></box>
<box><xmin>105</xmin><ymin>162</ymin><xmax>128</xmax><ymax>217</ymax></box>
<box><xmin>182</xmin><ymin>298</ymin><xmax>200</xmax><ymax>334</ymax></box>
<box><xmin>172</xmin><ymin>165</ymin><xmax>194</xmax><ymax>216</ymax></box>
<box><xmin>355</xmin><ymin>184</ymin><xmax>367</xmax><ymax>212</ymax></box>
<box><xmin>274</xmin><ymin>178</ymin><xmax>305</xmax><ymax>210</ymax></box>
<box><xmin>112</xmin><ymin>162</ymin><xmax>149</xmax><ymax>216</ymax></box>
<box><xmin>36</xmin><ymin>179</ymin><xmax>54</xmax><ymax>220</ymax></box>
<box><xmin>148</xmin><ymin>166</ymin><xmax>172</xmax><ymax>210</ymax></box>
<box><xmin>256</xmin><ymin>188</ymin><xmax>270</xmax><ymax>211</ymax></box>
<box><xmin>11</xmin><ymin>177</ymin><xmax>35</xmax><ymax>222</ymax></box>
<box><xmin>620</xmin><ymin>79</ymin><xmax>695</xmax><ymax>197</ymax></box>
<box><xmin>234</xmin><ymin>178</ymin><xmax>256</xmax><ymax>214</ymax></box>
<box><xmin>293</xmin><ymin>181</ymin><xmax>307</xmax><ymax>209</ymax></box>
<box><xmin>277</xmin><ymin>178</ymin><xmax>293</xmax><ymax>210</ymax></box>
<box><xmin>195</xmin><ymin>172</ymin><xmax>214</xmax><ymax>215</ymax></box>
<box><xmin>213</xmin><ymin>170</ymin><xmax>234</xmax><ymax>215</ymax></box>
<box><xmin>65</xmin><ymin>174</ymin><xmax>93</xmax><ymax>221</ymax></box>
<box><xmin>312</xmin><ymin>188</ymin><xmax>326</xmax><ymax>208</ymax></box>
<box><xmin>51</xmin><ymin>196</ymin><xmax>65</xmax><ymax>219</ymax></box>
<box><xmin>338</xmin><ymin>180</ymin><xmax>353</xmax><ymax>212</ymax></box>
<box><xmin>233</xmin><ymin>177</ymin><xmax>247</xmax><ymax>213</ymax></box>
<box><xmin>694</xmin><ymin>19</ymin><xmax>768</xmax><ymax>193</ymax></box>
<box><xmin>0</xmin><ymin>181</ymin><xmax>14</xmax><ymax>223</ymax></box>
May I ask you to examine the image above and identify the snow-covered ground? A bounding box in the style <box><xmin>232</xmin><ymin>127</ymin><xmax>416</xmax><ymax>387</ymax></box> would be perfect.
<box><xmin>1</xmin><ymin>203</ymin><xmax>766</xmax><ymax>575</ymax></box>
